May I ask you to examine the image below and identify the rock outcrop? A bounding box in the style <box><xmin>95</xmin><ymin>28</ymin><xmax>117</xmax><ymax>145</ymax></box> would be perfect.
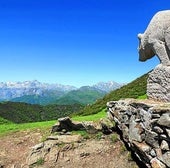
<box><xmin>107</xmin><ymin>99</ymin><xmax>170</xmax><ymax>168</ymax></box>
<box><xmin>27</xmin><ymin>117</ymin><xmax>116</xmax><ymax>167</ymax></box>
<box><xmin>51</xmin><ymin>116</ymin><xmax>115</xmax><ymax>135</ymax></box>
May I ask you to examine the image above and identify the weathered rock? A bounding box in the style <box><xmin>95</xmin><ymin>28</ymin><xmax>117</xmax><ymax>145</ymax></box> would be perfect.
<box><xmin>161</xmin><ymin>151</ymin><xmax>170</xmax><ymax>167</ymax></box>
<box><xmin>129</xmin><ymin>116</ymin><xmax>143</xmax><ymax>142</ymax></box>
<box><xmin>147</xmin><ymin>65</ymin><xmax>170</xmax><ymax>102</ymax></box>
<box><xmin>27</xmin><ymin>134</ymin><xmax>82</xmax><ymax>166</ymax></box>
<box><xmin>100</xmin><ymin>118</ymin><xmax>115</xmax><ymax>134</ymax></box>
<box><xmin>51</xmin><ymin>117</ymin><xmax>85</xmax><ymax>133</ymax></box>
<box><xmin>150</xmin><ymin>158</ymin><xmax>166</xmax><ymax>168</ymax></box>
<box><xmin>82</xmin><ymin>122</ymin><xmax>99</xmax><ymax>134</ymax></box>
<box><xmin>160</xmin><ymin>140</ymin><xmax>169</xmax><ymax>151</ymax></box>
<box><xmin>150</xmin><ymin>149</ymin><xmax>156</xmax><ymax>157</ymax></box>
<box><xmin>166</xmin><ymin>128</ymin><xmax>170</xmax><ymax>137</ymax></box>
<box><xmin>145</xmin><ymin>130</ymin><xmax>159</xmax><ymax>148</ymax></box>
<box><xmin>158</xmin><ymin>113</ymin><xmax>170</xmax><ymax>127</ymax></box>
<box><xmin>153</xmin><ymin>126</ymin><xmax>164</xmax><ymax>134</ymax></box>
<box><xmin>132</xmin><ymin>141</ymin><xmax>151</xmax><ymax>154</ymax></box>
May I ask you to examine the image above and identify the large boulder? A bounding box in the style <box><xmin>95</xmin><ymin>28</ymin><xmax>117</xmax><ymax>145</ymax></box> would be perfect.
<box><xmin>51</xmin><ymin>117</ymin><xmax>85</xmax><ymax>133</ymax></box>
<box><xmin>147</xmin><ymin>65</ymin><xmax>170</xmax><ymax>102</ymax></box>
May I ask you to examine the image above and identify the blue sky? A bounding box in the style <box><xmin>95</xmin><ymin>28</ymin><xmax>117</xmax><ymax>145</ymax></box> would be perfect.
<box><xmin>0</xmin><ymin>0</ymin><xmax>170</xmax><ymax>87</ymax></box>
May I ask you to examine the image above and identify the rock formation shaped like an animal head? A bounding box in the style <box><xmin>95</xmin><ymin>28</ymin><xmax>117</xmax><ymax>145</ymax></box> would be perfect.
<box><xmin>138</xmin><ymin>10</ymin><xmax>170</xmax><ymax>66</ymax></box>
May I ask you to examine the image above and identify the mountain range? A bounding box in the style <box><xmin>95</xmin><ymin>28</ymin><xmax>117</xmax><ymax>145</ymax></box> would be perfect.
<box><xmin>0</xmin><ymin>80</ymin><xmax>123</xmax><ymax>105</ymax></box>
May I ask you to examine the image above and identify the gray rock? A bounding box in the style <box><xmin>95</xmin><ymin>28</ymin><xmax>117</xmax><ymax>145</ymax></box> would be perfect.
<box><xmin>32</xmin><ymin>142</ymin><xmax>44</xmax><ymax>150</ymax></box>
<box><xmin>150</xmin><ymin>158</ymin><xmax>166</xmax><ymax>168</ymax></box>
<box><xmin>153</xmin><ymin>126</ymin><xmax>164</xmax><ymax>134</ymax></box>
<box><xmin>158</xmin><ymin>113</ymin><xmax>170</xmax><ymax>127</ymax></box>
<box><xmin>139</xmin><ymin>108</ymin><xmax>151</xmax><ymax>129</ymax></box>
<box><xmin>152</xmin><ymin>113</ymin><xmax>161</xmax><ymax>118</ymax></box>
<box><xmin>150</xmin><ymin>149</ymin><xmax>156</xmax><ymax>157</ymax></box>
<box><xmin>161</xmin><ymin>151</ymin><xmax>170</xmax><ymax>167</ymax></box>
<box><xmin>51</xmin><ymin>117</ymin><xmax>85</xmax><ymax>133</ymax></box>
<box><xmin>129</xmin><ymin>115</ymin><xmax>143</xmax><ymax>142</ymax></box>
<box><xmin>100</xmin><ymin>118</ymin><xmax>114</xmax><ymax>134</ymax></box>
<box><xmin>83</xmin><ymin>122</ymin><xmax>98</xmax><ymax>134</ymax></box>
<box><xmin>160</xmin><ymin>140</ymin><xmax>169</xmax><ymax>151</ymax></box>
<box><xmin>145</xmin><ymin>130</ymin><xmax>159</xmax><ymax>148</ymax></box>
<box><xmin>147</xmin><ymin>65</ymin><xmax>170</xmax><ymax>102</ymax></box>
<box><xmin>120</xmin><ymin>124</ymin><xmax>129</xmax><ymax>142</ymax></box>
<box><xmin>166</xmin><ymin>128</ymin><xmax>170</xmax><ymax>137</ymax></box>
<box><xmin>107</xmin><ymin>99</ymin><xmax>170</xmax><ymax>168</ymax></box>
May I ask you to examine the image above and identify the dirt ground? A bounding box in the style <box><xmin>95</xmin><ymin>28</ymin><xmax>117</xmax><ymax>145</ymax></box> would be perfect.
<box><xmin>0</xmin><ymin>129</ymin><xmax>139</xmax><ymax>168</ymax></box>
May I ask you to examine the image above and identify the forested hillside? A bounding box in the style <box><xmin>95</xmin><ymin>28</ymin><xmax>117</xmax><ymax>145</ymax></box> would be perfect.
<box><xmin>0</xmin><ymin>102</ymin><xmax>83</xmax><ymax>123</ymax></box>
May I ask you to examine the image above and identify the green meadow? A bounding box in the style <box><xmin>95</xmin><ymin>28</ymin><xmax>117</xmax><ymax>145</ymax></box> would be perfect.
<box><xmin>0</xmin><ymin>108</ymin><xmax>106</xmax><ymax>136</ymax></box>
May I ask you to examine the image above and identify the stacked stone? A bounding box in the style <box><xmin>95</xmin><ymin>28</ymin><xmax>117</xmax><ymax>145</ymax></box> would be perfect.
<box><xmin>107</xmin><ymin>99</ymin><xmax>170</xmax><ymax>168</ymax></box>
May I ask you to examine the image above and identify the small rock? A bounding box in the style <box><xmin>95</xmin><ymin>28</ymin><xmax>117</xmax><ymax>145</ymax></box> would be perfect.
<box><xmin>158</xmin><ymin>113</ymin><xmax>170</xmax><ymax>127</ymax></box>
<box><xmin>160</xmin><ymin>140</ymin><xmax>169</xmax><ymax>151</ymax></box>
<box><xmin>166</xmin><ymin>128</ymin><xmax>170</xmax><ymax>137</ymax></box>
<box><xmin>100</xmin><ymin>118</ymin><xmax>115</xmax><ymax>134</ymax></box>
<box><xmin>145</xmin><ymin>130</ymin><xmax>159</xmax><ymax>148</ymax></box>
<box><xmin>161</xmin><ymin>151</ymin><xmax>170</xmax><ymax>167</ymax></box>
<box><xmin>150</xmin><ymin>158</ymin><xmax>166</xmax><ymax>168</ymax></box>
<box><xmin>129</xmin><ymin>116</ymin><xmax>143</xmax><ymax>142</ymax></box>
<box><xmin>32</xmin><ymin>142</ymin><xmax>44</xmax><ymax>150</ymax></box>
<box><xmin>80</xmin><ymin>152</ymin><xmax>90</xmax><ymax>158</ymax></box>
<box><xmin>47</xmin><ymin>136</ymin><xmax>59</xmax><ymax>140</ymax></box>
<box><xmin>132</xmin><ymin>141</ymin><xmax>151</xmax><ymax>153</ymax></box>
<box><xmin>83</xmin><ymin>122</ymin><xmax>98</xmax><ymax>134</ymax></box>
<box><xmin>153</xmin><ymin>126</ymin><xmax>164</xmax><ymax>134</ymax></box>
<box><xmin>155</xmin><ymin>149</ymin><xmax>163</xmax><ymax>161</ymax></box>
<box><xmin>150</xmin><ymin>149</ymin><xmax>156</xmax><ymax>157</ymax></box>
<box><xmin>152</xmin><ymin>114</ymin><xmax>161</xmax><ymax>119</ymax></box>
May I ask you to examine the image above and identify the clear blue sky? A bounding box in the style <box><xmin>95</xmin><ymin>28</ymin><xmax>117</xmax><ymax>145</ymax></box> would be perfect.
<box><xmin>0</xmin><ymin>0</ymin><xmax>170</xmax><ymax>87</ymax></box>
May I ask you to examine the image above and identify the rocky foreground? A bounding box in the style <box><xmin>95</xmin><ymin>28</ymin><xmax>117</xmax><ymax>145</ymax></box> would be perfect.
<box><xmin>0</xmin><ymin>119</ymin><xmax>138</xmax><ymax>168</ymax></box>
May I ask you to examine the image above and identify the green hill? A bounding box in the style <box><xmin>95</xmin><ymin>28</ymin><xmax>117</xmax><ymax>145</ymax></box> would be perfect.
<box><xmin>11</xmin><ymin>90</ymin><xmax>65</xmax><ymax>105</ymax></box>
<box><xmin>0</xmin><ymin>102</ymin><xmax>83</xmax><ymax>123</ymax></box>
<box><xmin>75</xmin><ymin>73</ymin><xmax>148</xmax><ymax>116</ymax></box>
<box><xmin>55</xmin><ymin>87</ymin><xmax>105</xmax><ymax>105</ymax></box>
<box><xmin>10</xmin><ymin>87</ymin><xmax>105</xmax><ymax>106</ymax></box>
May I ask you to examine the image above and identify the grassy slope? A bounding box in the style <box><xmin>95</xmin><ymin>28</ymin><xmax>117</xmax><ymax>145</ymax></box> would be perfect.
<box><xmin>76</xmin><ymin>73</ymin><xmax>148</xmax><ymax>116</ymax></box>
<box><xmin>0</xmin><ymin>109</ymin><xmax>106</xmax><ymax>136</ymax></box>
<box><xmin>55</xmin><ymin>89</ymin><xmax>105</xmax><ymax>105</ymax></box>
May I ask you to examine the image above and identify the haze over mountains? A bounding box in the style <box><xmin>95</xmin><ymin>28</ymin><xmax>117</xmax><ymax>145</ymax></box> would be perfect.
<box><xmin>0</xmin><ymin>80</ymin><xmax>123</xmax><ymax>105</ymax></box>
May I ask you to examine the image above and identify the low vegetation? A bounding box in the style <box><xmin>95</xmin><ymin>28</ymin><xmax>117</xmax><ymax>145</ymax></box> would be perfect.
<box><xmin>75</xmin><ymin>73</ymin><xmax>148</xmax><ymax>116</ymax></box>
<box><xmin>0</xmin><ymin>108</ymin><xmax>106</xmax><ymax>136</ymax></box>
<box><xmin>0</xmin><ymin>102</ymin><xmax>83</xmax><ymax>123</ymax></box>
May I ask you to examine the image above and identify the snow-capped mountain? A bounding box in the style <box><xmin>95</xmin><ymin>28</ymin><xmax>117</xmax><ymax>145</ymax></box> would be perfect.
<box><xmin>0</xmin><ymin>80</ymin><xmax>77</xmax><ymax>100</ymax></box>
<box><xmin>93</xmin><ymin>81</ymin><xmax>123</xmax><ymax>92</ymax></box>
<box><xmin>0</xmin><ymin>80</ymin><xmax>124</xmax><ymax>104</ymax></box>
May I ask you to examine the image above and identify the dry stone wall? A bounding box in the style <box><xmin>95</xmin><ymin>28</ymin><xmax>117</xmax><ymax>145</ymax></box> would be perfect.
<box><xmin>107</xmin><ymin>99</ymin><xmax>170</xmax><ymax>168</ymax></box>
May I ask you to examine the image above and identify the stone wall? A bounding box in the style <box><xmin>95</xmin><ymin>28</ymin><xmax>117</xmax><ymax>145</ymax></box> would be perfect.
<box><xmin>107</xmin><ymin>99</ymin><xmax>170</xmax><ymax>168</ymax></box>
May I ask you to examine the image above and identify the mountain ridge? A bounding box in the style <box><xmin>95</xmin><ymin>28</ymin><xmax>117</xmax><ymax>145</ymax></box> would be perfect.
<box><xmin>0</xmin><ymin>80</ymin><xmax>123</xmax><ymax>105</ymax></box>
